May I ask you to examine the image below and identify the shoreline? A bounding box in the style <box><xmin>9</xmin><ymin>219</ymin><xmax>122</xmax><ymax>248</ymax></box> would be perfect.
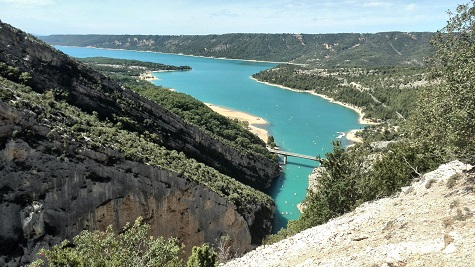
<box><xmin>56</xmin><ymin>45</ymin><xmax>286</xmax><ymax>65</ymax></box>
<box><xmin>65</xmin><ymin>44</ymin><xmax>366</xmax><ymax>142</ymax></box>
<box><xmin>251</xmin><ymin>77</ymin><xmax>378</xmax><ymax>126</ymax></box>
<box><xmin>139</xmin><ymin>71</ymin><xmax>159</xmax><ymax>81</ymax></box>
<box><xmin>250</xmin><ymin>77</ymin><xmax>376</xmax><ymax>213</ymax></box>
<box><xmin>205</xmin><ymin>103</ymin><xmax>269</xmax><ymax>142</ymax></box>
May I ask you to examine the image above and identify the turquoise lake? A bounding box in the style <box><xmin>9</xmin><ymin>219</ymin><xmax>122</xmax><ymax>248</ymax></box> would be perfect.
<box><xmin>56</xmin><ymin>46</ymin><xmax>364</xmax><ymax>232</ymax></box>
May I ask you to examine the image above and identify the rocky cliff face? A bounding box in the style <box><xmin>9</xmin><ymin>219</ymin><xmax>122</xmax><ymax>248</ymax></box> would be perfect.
<box><xmin>0</xmin><ymin>85</ymin><xmax>256</xmax><ymax>266</ymax></box>
<box><xmin>0</xmin><ymin>21</ymin><xmax>278</xmax><ymax>266</ymax></box>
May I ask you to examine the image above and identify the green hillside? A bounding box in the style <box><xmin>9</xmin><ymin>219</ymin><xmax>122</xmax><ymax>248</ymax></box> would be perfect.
<box><xmin>40</xmin><ymin>32</ymin><xmax>434</xmax><ymax>67</ymax></box>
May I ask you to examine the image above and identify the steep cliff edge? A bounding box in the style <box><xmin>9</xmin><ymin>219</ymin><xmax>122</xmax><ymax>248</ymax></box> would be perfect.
<box><xmin>0</xmin><ymin>21</ymin><xmax>278</xmax><ymax>266</ymax></box>
<box><xmin>0</xmin><ymin>126</ymin><xmax>251</xmax><ymax>265</ymax></box>
<box><xmin>224</xmin><ymin>161</ymin><xmax>475</xmax><ymax>266</ymax></box>
<box><xmin>0</xmin><ymin>21</ymin><xmax>279</xmax><ymax>190</ymax></box>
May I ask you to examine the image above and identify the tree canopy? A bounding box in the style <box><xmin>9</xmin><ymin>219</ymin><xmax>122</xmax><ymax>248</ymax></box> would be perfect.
<box><xmin>408</xmin><ymin>0</ymin><xmax>475</xmax><ymax>164</ymax></box>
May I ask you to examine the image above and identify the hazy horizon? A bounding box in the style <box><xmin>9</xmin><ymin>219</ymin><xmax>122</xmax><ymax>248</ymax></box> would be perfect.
<box><xmin>0</xmin><ymin>0</ymin><xmax>460</xmax><ymax>36</ymax></box>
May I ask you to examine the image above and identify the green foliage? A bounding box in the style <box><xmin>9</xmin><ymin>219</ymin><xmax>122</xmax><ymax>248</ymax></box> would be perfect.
<box><xmin>186</xmin><ymin>243</ymin><xmax>217</xmax><ymax>267</ymax></box>
<box><xmin>265</xmin><ymin>139</ymin><xmax>437</xmax><ymax>244</ymax></box>
<box><xmin>78</xmin><ymin>57</ymin><xmax>190</xmax><ymax>76</ymax></box>
<box><xmin>357</xmin><ymin>124</ymin><xmax>399</xmax><ymax>143</ymax></box>
<box><xmin>253</xmin><ymin>64</ymin><xmax>428</xmax><ymax>122</ymax></box>
<box><xmin>407</xmin><ymin>1</ymin><xmax>475</xmax><ymax>164</ymax></box>
<box><xmin>30</xmin><ymin>217</ymin><xmax>183</xmax><ymax>267</ymax></box>
<box><xmin>0</xmin><ymin>61</ymin><xmax>31</xmax><ymax>85</ymax></box>
<box><xmin>366</xmin><ymin>141</ymin><xmax>438</xmax><ymax>198</ymax></box>
<box><xmin>297</xmin><ymin>141</ymin><xmax>366</xmax><ymax>226</ymax></box>
<box><xmin>266</xmin><ymin>135</ymin><xmax>277</xmax><ymax>148</ymax></box>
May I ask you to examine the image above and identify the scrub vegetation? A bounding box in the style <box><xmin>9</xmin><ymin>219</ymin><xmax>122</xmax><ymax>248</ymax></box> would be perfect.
<box><xmin>265</xmin><ymin>0</ymin><xmax>475</xmax><ymax>243</ymax></box>
<box><xmin>253</xmin><ymin>65</ymin><xmax>429</xmax><ymax>122</ymax></box>
<box><xmin>41</xmin><ymin>32</ymin><xmax>433</xmax><ymax>66</ymax></box>
<box><xmin>29</xmin><ymin>217</ymin><xmax>219</xmax><ymax>267</ymax></box>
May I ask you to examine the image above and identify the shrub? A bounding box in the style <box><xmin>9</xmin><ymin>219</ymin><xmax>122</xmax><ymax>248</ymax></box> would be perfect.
<box><xmin>187</xmin><ymin>243</ymin><xmax>217</xmax><ymax>267</ymax></box>
<box><xmin>30</xmin><ymin>217</ymin><xmax>184</xmax><ymax>267</ymax></box>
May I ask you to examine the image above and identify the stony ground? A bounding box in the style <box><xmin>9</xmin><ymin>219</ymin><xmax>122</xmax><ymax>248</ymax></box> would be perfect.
<box><xmin>224</xmin><ymin>161</ymin><xmax>474</xmax><ymax>267</ymax></box>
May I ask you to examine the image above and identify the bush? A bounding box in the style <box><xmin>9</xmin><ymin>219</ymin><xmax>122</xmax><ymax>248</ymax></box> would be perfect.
<box><xmin>187</xmin><ymin>243</ymin><xmax>217</xmax><ymax>267</ymax></box>
<box><xmin>30</xmin><ymin>217</ymin><xmax>184</xmax><ymax>267</ymax></box>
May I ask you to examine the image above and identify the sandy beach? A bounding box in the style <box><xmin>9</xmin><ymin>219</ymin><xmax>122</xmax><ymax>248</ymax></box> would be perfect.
<box><xmin>345</xmin><ymin>129</ymin><xmax>363</xmax><ymax>143</ymax></box>
<box><xmin>139</xmin><ymin>71</ymin><xmax>159</xmax><ymax>81</ymax></box>
<box><xmin>205</xmin><ymin>103</ymin><xmax>269</xmax><ymax>142</ymax></box>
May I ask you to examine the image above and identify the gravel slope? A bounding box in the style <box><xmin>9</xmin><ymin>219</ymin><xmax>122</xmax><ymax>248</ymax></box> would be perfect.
<box><xmin>224</xmin><ymin>161</ymin><xmax>474</xmax><ymax>267</ymax></box>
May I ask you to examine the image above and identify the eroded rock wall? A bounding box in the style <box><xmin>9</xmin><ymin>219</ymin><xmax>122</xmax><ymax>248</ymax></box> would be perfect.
<box><xmin>0</xmin><ymin>135</ymin><xmax>252</xmax><ymax>266</ymax></box>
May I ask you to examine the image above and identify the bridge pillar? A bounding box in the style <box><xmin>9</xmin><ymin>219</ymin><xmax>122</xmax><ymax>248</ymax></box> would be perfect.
<box><xmin>283</xmin><ymin>155</ymin><xmax>287</xmax><ymax>164</ymax></box>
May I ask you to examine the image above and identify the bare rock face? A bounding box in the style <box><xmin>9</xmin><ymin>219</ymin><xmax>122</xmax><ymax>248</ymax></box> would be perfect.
<box><xmin>20</xmin><ymin>202</ymin><xmax>45</xmax><ymax>240</ymax></box>
<box><xmin>0</xmin><ymin>132</ymin><xmax>252</xmax><ymax>266</ymax></box>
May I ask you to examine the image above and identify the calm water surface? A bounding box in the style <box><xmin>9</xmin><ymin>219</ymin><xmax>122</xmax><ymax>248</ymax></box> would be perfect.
<box><xmin>57</xmin><ymin>46</ymin><xmax>363</xmax><ymax>232</ymax></box>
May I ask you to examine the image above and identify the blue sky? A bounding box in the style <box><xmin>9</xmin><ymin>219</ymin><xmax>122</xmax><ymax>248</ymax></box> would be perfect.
<box><xmin>0</xmin><ymin>0</ymin><xmax>462</xmax><ymax>35</ymax></box>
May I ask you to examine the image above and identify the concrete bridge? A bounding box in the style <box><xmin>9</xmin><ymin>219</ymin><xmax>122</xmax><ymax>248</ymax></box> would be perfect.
<box><xmin>268</xmin><ymin>148</ymin><xmax>317</xmax><ymax>164</ymax></box>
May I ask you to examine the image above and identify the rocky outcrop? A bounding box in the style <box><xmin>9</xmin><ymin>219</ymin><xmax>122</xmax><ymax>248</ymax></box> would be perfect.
<box><xmin>0</xmin><ymin>102</ymin><xmax>253</xmax><ymax>266</ymax></box>
<box><xmin>224</xmin><ymin>161</ymin><xmax>475</xmax><ymax>266</ymax></box>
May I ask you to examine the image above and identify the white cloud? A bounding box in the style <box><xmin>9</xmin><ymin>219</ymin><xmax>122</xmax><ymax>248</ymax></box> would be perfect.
<box><xmin>405</xmin><ymin>3</ymin><xmax>418</xmax><ymax>12</ymax></box>
<box><xmin>362</xmin><ymin>1</ymin><xmax>392</xmax><ymax>8</ymax></box>
<box><xmin>210</xmin><ymin>9</ymin><xmax>240</xmax><ymax>18</ymax></box>
<box><xmin>0</xmin><ymin>0</ymin><xmax>54</xmax><ymax>8</ymax></box>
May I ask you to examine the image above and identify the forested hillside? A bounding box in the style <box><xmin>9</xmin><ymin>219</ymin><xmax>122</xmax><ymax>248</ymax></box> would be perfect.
<box><xmin>253</xmin><ymin>65</ymin><xmax>431</xmax><ymax>122</ymax></box>
<box><xmin>40</xmin><ymin>32</ymin><xmax>434</xmax><ymax>67</ymax></box>
<box><xmin>77</xmin><ymin>57</ymin><xmax>274</xmax><ymax>160</ymax></box>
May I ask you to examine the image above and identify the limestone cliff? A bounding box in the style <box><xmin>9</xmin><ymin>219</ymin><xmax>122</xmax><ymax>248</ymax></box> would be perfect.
<box><xmin>0</xmin><ymin>21</ymin><xmax>279</xmax><ymax>266</ymax></box>
<box><xmin>0</xmin><ymin>131</ymin><xmax>252</xmax><ymax>265</ymax></box>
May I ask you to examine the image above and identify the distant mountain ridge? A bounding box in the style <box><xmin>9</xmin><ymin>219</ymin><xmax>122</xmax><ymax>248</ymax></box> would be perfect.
<box><xmin>40</xmin><ymin>32</ymin><xmax>434</xmax><ymax>66</ymax></box>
